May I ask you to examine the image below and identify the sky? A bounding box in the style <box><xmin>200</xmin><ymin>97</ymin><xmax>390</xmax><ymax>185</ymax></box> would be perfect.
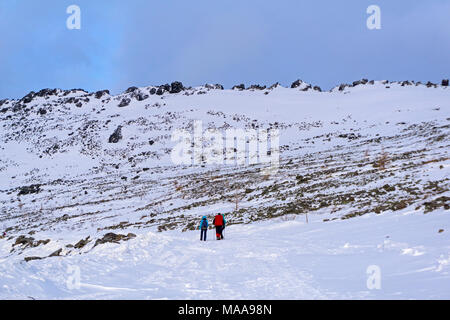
<box><xmin>0</xmin><ymin>0</ymin><xmax>449</xmax><ymax>99</ymax></box>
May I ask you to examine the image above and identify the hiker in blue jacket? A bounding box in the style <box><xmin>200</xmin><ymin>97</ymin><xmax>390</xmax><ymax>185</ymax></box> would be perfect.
<box><xmin>199</xmin><ymin>216</ymin><xmax>208</xmax><ymax>241</ymax></box>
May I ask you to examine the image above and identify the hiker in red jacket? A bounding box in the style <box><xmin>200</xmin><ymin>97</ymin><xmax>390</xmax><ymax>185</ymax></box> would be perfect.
<box><xmin>213</xmin><ymin>213</ymin><xmax>226</xmax><ymax>240</ymax></box>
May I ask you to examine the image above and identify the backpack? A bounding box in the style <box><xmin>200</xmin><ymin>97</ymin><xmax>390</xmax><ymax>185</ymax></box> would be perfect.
<box><xmin>201</xmin><ymin>219</ymin><xmax>208</xmax><ymax>229</ymax></box>
<box><xmin>214</xmin><ymin>214</ymin><xmax>223</xmax><ymax>226</ymax></box>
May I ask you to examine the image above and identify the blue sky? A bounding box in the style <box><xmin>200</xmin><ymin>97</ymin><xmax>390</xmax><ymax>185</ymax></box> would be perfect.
<box><xmin>0</xmin><ymin>0</ymin><xmax>449</xmax><ymax>98</ymax></box>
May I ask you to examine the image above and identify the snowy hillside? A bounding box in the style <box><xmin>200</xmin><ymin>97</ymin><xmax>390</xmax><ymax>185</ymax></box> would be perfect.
<box><xmin>0</xmin><ymin>79</ymin><xmax>449</xmax><ymax>299</ymax></box>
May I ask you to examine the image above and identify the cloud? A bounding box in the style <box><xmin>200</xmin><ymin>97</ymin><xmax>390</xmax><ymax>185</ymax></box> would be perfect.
<box><xmin>0</xmin><ymin>0</ymin><xmax>448</xmax><ymax>98</ymax></box>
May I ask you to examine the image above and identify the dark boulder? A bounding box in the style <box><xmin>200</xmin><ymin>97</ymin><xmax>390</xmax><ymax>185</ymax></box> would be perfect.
<box><xmin>94</xmin><ymin>232</ymin><xmax>136</xmax><ymax>247</ymax></box>
<box><xmin>24</xmin><ymin>256</ymin><xmax>42</xmax><ymax>262</ymax></box>
<box><xmin>156</xmin><ymin>88</ymin><xmax>164</xmax><ymax>95</ymax></box>
<box><xmin>21</xmin><ymin>92</ymin><xmax>35</xmax><ymax>104</ymax></box>
<box><xmin>163</xmin><ymin>84</ymin><xmax>171</xmax><ymax>91</ymax></box>
<box><xmin>401</xmin><ymin>80</ymin><xmax>412</xmax><ymax>86</ymax></box>
<box><xmin>12</xmin><ymin>103</ymin><xmax>23</xmax><ymax>112</ymax></box>
<box><xmin>37</xmin><ymin>108</ymin><xmax>47</xmax><ymax>115</ymax></box>
<box><xmin>442</xmin><ymin>79</ymin><xmax>449</xmax><ymax>87</ymax></box>
<box><xmin>74</xmin><ymin>236</ymin><xmax>90</xmax><ymax>249</ymax></box>
<box><xmin>205</xmin><ymin>83</ymin><xmax>224</xmax><ymax>90</ymax></box>
<box><xmin>149</xmin><ymin>88</ymin><xmax>157</xmax><ymax>95</ymax></box>
<box><xmin>118</xmin><ymin>98</ymin><xmax>131</xmax><ymax>107</ymax></box>
<box><xmin>232</xmin><ymin>84</ymin><xmax>245</xmax><ymax>90</ymax></box>
<box><xmin>108</xmin><ymin>125</ymin><xmax>123</xmax><ymax>143</ymax></box>
<box><xmin>352</xmin><ymin>79</ymin><xmax>368</xmax><ymax>87</ymax></box>
<box><xmin>14</xmin><ymin>235</ymin><xmax>35</xmax><ymax>247</ymax></box>
<box><xmin>249</xmin><ymin>84</ymin><xmax>266</xmax><ymax>90</ymax></box>
<box><xmin>65</xmin><ymin>97</ymin><xmax>76</xmax><ymax>104</ymax></box>
<box><xmin>290</xmin><ymin>79</ymin><xmax>303</xmax><ymax>88</ymax></box>
<box><xmin>170</xmin><ymin>81</ymin><xmax>184</xmax><ymax>93</ymax></box>
<box><xmin>136</xmin><ymin>93</ymin><xmax>149</xmax><ymax>101</ymax></box>
<box><xmin>95</xmin><ymin>90</ymin><xmax>110</xmax><ymax>99</ymax></box>
<box><xmin>18</xmin><ymin>184</ymin><xmax>41</xmax><ymax>196</ymax></box>
<box><xmin>125</xmin><ymin>86</ymin><xmax>138</xmax><ymax>94</ymax></box>
<box><xmin>35</xmin><ymin>88</ymin><xmax>58</xmax><ymax>97</ymax></box>
<box><xmin>268</xmin><ymin>82</ymin><xmax>280</xmax><ymax>90</ymax></box>
<box><xmin>300</xmin><ymin>84</ymin><xmax>312</xmax><ymax>91</ymax></box>
<box><xmin>49</xmin><ymin>248</ymin><xmax>62</xmax><ymax>257</ymax></box>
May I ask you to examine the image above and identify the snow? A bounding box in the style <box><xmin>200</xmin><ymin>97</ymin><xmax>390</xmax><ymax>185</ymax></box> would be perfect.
<box><xmin>0</xmin><ymin>208</ymin><xmax>448</xmax><ymax>299</ymax></box>
<box><xmin>0</xmin><ymin>81</ymin><xmax>449</xmax><ymax>299</ymax></box>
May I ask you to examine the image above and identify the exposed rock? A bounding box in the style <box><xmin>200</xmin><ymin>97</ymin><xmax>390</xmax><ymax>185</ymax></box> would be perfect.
<box><xmin>205</xmin><ymin>83</ymin><xmax>224</xmax><ymax>90</ymax></box>
<box><xmin>170</xmin><ymin>81</ymin><xmax>184</xmax><ymax>93</ymax></box>
<box><xmin>291</xmin><ymin>79</ymin><xmax>303</xmax><ymax>89</ymax></box>
<box><xmin>232</xmin><ymin>84</ymin><xmax>245</xmax><ymax>90</ymax></box>
<box><xmin>95</xmin><ymin>90</ymin><xmax>110</xmax><ymax>99</ymax></box>
<box><xmin>13</xmin><ymin>235</ymin><xmax>50</xmax><ymax>249</ymax></box>
<box><xmin>24</xmin><ymin>256</ymin><xmax>42</xmax><ymax>262</ymax></box>
<box><xmin>248</xmin><ymin>84</ymin><xmax>266</xmax><ymax>90</ymax></box>
<box><xmin>442</xmin><ymin>79</ymin><xmax>449</xmax><ymax>87</ymax></box>
<box><xmin>352</xmin><ymin>79</ymin><xmax>368</xmax><ymax>87</ymax></box>
<box><xmin>65</xmin><ymin>97</ymin><xmax>75</xmax><ymax>104</ymax></box>
<box><xmin>37</xmin><ymin>108</ymin><xmax>47</xmax><ymax>115</ymax></box>
<box><xmin>108</xmin><ymin>125</ymin><xmax>123</xmax><ymax>143</ymax></box>
<box><xmin>49</xmin><ymin>248</ymin><xmax>62</xmax><ymax>257</ymax></box>
<box><xmin>135</xmin><ymin>92</ymin><xmax>149</xmax><ymax>101</ymax></box>
<box><xmin>338</xmin><ymin>133</ymin><xmax>360</xmax><ymax>140</ymax></box>
<box><xmin>313</xmin><ymin>86</ymin><xmax>322</xmax><ymax>92</ymax></box>
<box><xmin>156</xmin><ymin>88</ymin><xmax>164</xmax><ymax>95</ymax></box>
<box><xmin>12</xmin><ymin>103</ymin><xmax>23</xmax><ymax>112</ymax></box>
<box><xmin>94</xmin><ymin>232</ymin><xmax>136</xmax><ymax>247</ymax></box>
<box><xmin>118</xmin><ymin>98</ymin><xmax>131</xmax><ymax>107</ymax></box>
<box><xmin>301</xmin><ymin>84</ymin><xmax>312</xmax><ymax>91</ymax></box>
<box><xmin>401</xmin><ymin>80</ymin><xmax>412</xmax><ymax>86</ymax></box>
<box><xmin>18</xmin><ymin>184</ymin><xmax>41</xmax><ymax>196</ymax></box>
<box><xmin>149</xmin><ymin>88</ymin><xmax>157</xmax><ymax>95</ymax></box>
<box><xmin>22</xmin><ymin>92</ymin><xmax>35</xmax><ymax>104</ymax></box>
<box><xmin>74</xmin><ymin>236</ymin><xmax>90</xmax><ymax>249</ymax></box>
<box><xmin>424</xmin><ymin>196</ymin><xmax>450</xmax><ymax>213</ymax></box>
<box><xmin>14</xmin><ymin>235</ymin><xmax>35</xmax><ymax>247</ymax></box>
<box><xmin>161</xmin><ymin>84</ymin><xmax>171</xmax><ymax>91</ymax></box>
<box><xmin>35</xmin><ymin>88</ymin><xmax>58</xmax><ymax>97</ymax></box>
<box><xmin>268</xmin><ymin>82</ymin><xmax>280</xmax><ymax>90</ymax></box>
<box><xmin>125</xmin><ymin>86</ymin><xmax>138</xmax><ymax>94</ymax></box>
<box><xmin>35</xmin><ymin>239</ymin><xmax>51</xmax><ymax>246</ymax></box>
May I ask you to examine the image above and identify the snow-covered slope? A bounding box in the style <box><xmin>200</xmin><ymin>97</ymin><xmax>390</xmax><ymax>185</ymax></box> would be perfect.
<box><xmin>0</xmin><ymin>79</ymin><xmax>449</xmax><ymax>299</ymax></box>
<box><xmin>1</xmin><ymin>209</ymin><xmax>449</xmax><ymax>299</ymax></box>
